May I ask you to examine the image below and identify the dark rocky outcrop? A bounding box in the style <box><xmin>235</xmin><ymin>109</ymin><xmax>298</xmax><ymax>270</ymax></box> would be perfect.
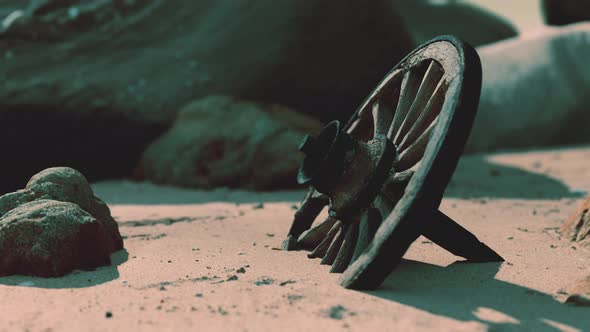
<box><xmin>468</xmin><ymin>23</ymin><xmax>590</xmax><ymax>152</ymax></box>
<box><xmin>136</xmin><ymin>96</ymin><xmax>323</xmax><ymax>190</ymax></box>
<box><xmin>0</xmin><ymin>167</ymin><xmax>123</xmax><ymax>277</ymax></box>
<box><xmin>564</xmin><ymin>275</ymin><xmax>590</xmax><ymax>306</ymax></box>
<box><xmin>396</xmin><ymin>0</ymin><xmax>517</xmax><ymax>47</ymax></box>
<box><xmin>543</xmin><ymin>0</ymin><xmax>590</xmax><ymax>26</ymax></box>
<box><xmin>0</xmin><ymin>0</ymin><xmax>413</xmax><ymax>192</ymax></box>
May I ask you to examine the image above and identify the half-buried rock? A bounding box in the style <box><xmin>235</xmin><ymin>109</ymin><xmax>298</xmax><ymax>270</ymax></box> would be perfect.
<box><xmin>564</xmin><ymin>275</ymin><xmax>590</xmax><ymax>306</ymax></box>
<box><xmin>0</xmin><ymin>167</ymin><xmax>123</xmax><ymax>277</ymax></box>
<box><xmin>136</xmin><ymin>95</ymin><xmax>323</xmax><ymax>190</ymax></box>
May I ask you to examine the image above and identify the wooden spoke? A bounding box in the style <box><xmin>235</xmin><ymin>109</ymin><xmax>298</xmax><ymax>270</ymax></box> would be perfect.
<box><xmin>350</xmin><ymin>208</ymin><xmax>382</xmax><ymax>263</ymax></box>
<box><xmin>308</xmin><ymin>220</ymin><xmax>342</xmax><ymax>258</ymax></box>
<box><xmin>382</xmin><ymin>171</ymin><xmax>413</xmax><ymax>203</ymax></box>
<box><xmin>387</xmin><ymin>168</ymin><xmax>415</xmax><ymax>185</ymax></box>
<box><xmin>387</xmin><ymin>69</ymin><xmax>422</xmax><ymax>140</ymax></box>
<box><xmin>330</xmin><ymin>222</ymin><xmax>359</xmax><ymax>273</ymax></box>
<box><xmin>397</xmin><ymin>121</ymin><xmax>435</xmax><ymax>171</ymax></box>
<box><xmin>283</xmin><ymin>190</ymin><xmax>329</xmax><ymax>250</ymax></box>
<box><xmin>347</xmin><ymin>118</ymin><xmax>361</xmax><ymax>134</ymax></box>
<box><xmin>372</xmin><ymin>100</ymin><xmax>394</xmax><ymax>137</ymax></box>
<box><xmin>321</xmin><ymin>224</ymin><xmax>347</xmax><ymax>265</ymax></box>
<box><xmin>373</xmin><ymin>195</ymin><xmax>394</xmax><ymax>220</ymax></box>
<box><xmin>297</xmin><ymin>217</ymin><xmax>338</xmax><ymax>251</ymax></box>
<box><xmin>398</xmin><ymin>80</ymin><xmax>447</xmax><ymax>151</ymax></box>
<box><xmin>347</xmin><ymin>110</ymin><xmax>373</xmax><ymax>141</ymax></box>
<box><xmin>394</xmin><ymin>61</ymin><xmax>443</xmax><ymax>145</ymax></box>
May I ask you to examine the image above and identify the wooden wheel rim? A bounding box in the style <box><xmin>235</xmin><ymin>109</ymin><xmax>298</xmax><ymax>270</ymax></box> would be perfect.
<box><xmin>285</xmin><ymin>36</ymin><xmax>482</xmax><ymax>290</ymax></box>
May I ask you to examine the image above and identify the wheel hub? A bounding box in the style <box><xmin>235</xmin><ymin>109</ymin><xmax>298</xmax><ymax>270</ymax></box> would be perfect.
<box><xmin>297</xmin><ymin>120</ymin><xmax>397</xmax><ymax>223</ymax></box>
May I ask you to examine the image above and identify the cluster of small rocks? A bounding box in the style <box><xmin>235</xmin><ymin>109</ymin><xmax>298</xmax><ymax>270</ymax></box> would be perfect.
<box><xmin>0</xmin><ymin>167</ymin><xmax>123</xmax><ymax>277</ymax></box>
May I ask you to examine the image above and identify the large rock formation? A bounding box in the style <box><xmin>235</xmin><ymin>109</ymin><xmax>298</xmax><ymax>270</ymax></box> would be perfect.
<box><xmin>0</xmin><ymin>167</ymin><xmax>123</xmax><ymax>277</ymax></box>
<box><xmin>542</xmin><ymin>0</ymin><xmax>590</xmax><ymax>26</ymax></box>
<box><xmin>468</xmin><ymin>23</ymin><xmax>590</xmax><ymax>152</ymax></box>
<box><xmin>0</xmin><ymin>0</ymin><xmax>413</xmax><ymax>193</ymax></box>
<box><xmin>136</xmin><ymin>96</ymin><xmax>323</xmax><ymax>190</ymax></box>
<box><xmin>564</xmin><ymin>275</ymin><xmax>590</xmax><ymax>306</ymax></box>
<box><xmin>396</xmin><ymin>0</ymin><xmax>517</xmax><ymax>47</ymax></box>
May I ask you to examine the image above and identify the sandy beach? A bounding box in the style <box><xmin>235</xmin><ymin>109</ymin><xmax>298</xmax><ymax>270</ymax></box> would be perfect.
<box><xmin>0</xmin><ymin>145</ymin><xmax>589</xmax><ymax>332</ymax></box>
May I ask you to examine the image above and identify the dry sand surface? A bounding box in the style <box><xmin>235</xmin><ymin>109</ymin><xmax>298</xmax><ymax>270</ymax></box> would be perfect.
<box><xmin>1</xmin><ymin>145</ymin><xmax>590</xmax><ymax>331</ymax></box>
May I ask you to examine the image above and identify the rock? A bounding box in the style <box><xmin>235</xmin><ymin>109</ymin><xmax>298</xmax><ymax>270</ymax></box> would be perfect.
<box><xmin>564</xmin><ymin>275</ymin><xmax>590</xmax><ymax>306</ymax></box>
<box><xmin>561</xmin><ymin>195</ymin><xmax>590</xmax><ymax>247</ymax></box>
<box><xmin>396</xmin><ymin>0</ymin><xmax>517</xmax><ymax>47</ymax></box>
<box><xmin>0</xmin><ymin>0</ymin><xmax>413</xmax><ymax>193</ymax></box>
<box><xmin>26</xmin><ymin>167</ymin><xmax>123</xmax><ymax>250</ymax></box>
<box><xmin>542</xmin><ymin>0</ymin><xmax>590</xmax><ymax>26</ymax></box>
<box><xmin>467</xmin><ymin>23</ymin><xmax>590</xmax><ymax>152</ymax></box>
<box><xmin>135</xmin><ymin>96</ymin><xmax>323</xmax><ymax>190</ymax></box>
<box><xmin>0</xmin><ymin>167</ymin><xmax>123</xmax><ymax>274</ymax></box>
<box><xmin>0</xmin><ymin>0</ymin><xmax>146</xmax><ymax>38</ymax></box>
<box><xmin>0</xmin><ymin>200</ymin><xmax>113</xmax><ymax>277</ymax></box>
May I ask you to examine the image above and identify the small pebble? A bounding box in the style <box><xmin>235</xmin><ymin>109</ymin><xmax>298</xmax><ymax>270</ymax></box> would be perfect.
<box><xmin>326</xmin><ymin>305</ymin><xmax>347</xmax><ymax>320</ymax></box>
<box><xmin>280</xmin><ymin>280</ymin><xmax>296</xmax><ymax>286</ymax></box>
<box><xmin>255</xmin><ymin>278</ymin><xmax>274</xmax><ymax>286</ymax></box>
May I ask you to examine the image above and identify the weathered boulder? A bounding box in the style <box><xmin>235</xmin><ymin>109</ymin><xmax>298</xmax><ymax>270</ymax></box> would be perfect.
<box><xmin>396</xmin><ymin>0</ymin><xmax>517</xmax><ymax>47</ymax></box>
<box><xmin>0</xmin><ymin>167</ymin><xmax>123</xmax><ymax>276</ymax></box>
<box><xmin>0</xmin><ymin>0</ymin><xmax>21</xmax><ymax>18</ymax></box>
<box><xmin>542</xmin><ymin>0</ymin><xmax>590</xmax><ymax>26</ymax></box>
<box><xmin>0</xmin><ymin>200</ymin><xmax>113</xmax><ymax>277</ymax></box>
<box><xmin>0</xmin><ymin>0</ymin><xmax>148</xmax><ymax>38</ymax></box>
<box><xmin>135</xmin><ymin>96</ymin><xmax>323</xmax><ymax>190</ymax></box>
<box><xmin>467</xmin><ymin>23</ymin><xmax>590</xmax><ymax>152</ymax></box>
<box><xmin>562</xmin><ymin>195</ymin><xmax>590</xmax><ymax>248</ymax></box>
<box><xmin>0</xmin><ymin>0</ymin><xmax>413</xmax><ymax>193</ymax></box>
<box><xmin>564</xmin><ymin>275</ymin><xmax>590</xmax><ymax>306</ymax></box>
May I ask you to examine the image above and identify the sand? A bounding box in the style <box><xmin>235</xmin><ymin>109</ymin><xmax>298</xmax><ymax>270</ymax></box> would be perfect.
<box><xmin>0</xmin><ymin>145</ymin><xmax>589</xmax><ymax>332</ymax></box>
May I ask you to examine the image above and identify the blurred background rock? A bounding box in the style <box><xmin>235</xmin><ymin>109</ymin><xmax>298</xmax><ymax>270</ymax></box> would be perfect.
<box><xmin>0</xmin><ymin>0</ymin><xmax>588</xmax><ymax>192</ymax></box>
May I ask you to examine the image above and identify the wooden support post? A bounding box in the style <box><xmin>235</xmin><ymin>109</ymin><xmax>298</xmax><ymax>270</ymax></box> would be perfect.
<box><xmin>422</xmin><ymin>210</ymin><xmax>504</xmax><ymax>262</ymax></box>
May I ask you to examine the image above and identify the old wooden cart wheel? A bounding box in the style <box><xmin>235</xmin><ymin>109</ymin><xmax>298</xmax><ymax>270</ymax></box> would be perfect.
<box><xmin>282</xmin><ymin>36</ymin><xmax>503</xmax><ymax>290</ymax></box>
